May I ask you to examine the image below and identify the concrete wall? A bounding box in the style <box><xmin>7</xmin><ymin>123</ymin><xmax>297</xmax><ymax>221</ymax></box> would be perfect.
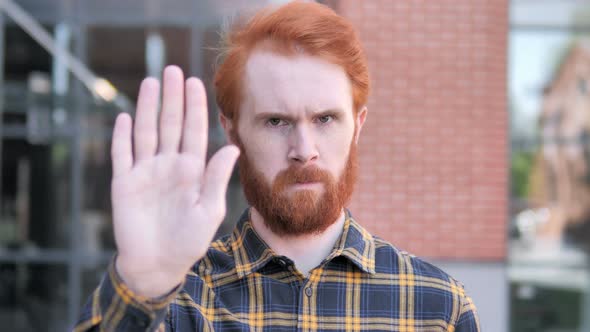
<box><xmin>436</xmin><ymin>261</ymin><xmax>508</xmax><ymax>332</ymax></box>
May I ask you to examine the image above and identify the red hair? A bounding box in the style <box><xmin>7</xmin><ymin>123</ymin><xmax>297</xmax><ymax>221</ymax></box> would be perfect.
<box><xmin>214</xmin><ymin>1</ymin><xmax>369</xmax><ymax>122</ymax></box>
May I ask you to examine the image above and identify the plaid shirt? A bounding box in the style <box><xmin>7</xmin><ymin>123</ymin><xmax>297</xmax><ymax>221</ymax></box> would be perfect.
<box><xmin>75</xmin><ymin>209</ymin><xmax>480</xmax><ymax>331</ymax></box>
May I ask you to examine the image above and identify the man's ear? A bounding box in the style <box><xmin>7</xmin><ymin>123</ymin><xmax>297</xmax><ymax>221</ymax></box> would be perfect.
<box><xmin>219</xmin><ymin>113</ymin><xmax>235</xmax><ymax>144</ymax></box>
<box><xmin>353</xmin><ymin>106</ymin><xmax>368</xmax><ymax>144</ymax></box>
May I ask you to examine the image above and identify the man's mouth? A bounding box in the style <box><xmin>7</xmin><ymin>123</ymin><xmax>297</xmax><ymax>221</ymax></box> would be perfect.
<box><xmin>291</xmin><ymin>181</ymin><xmax>321</xmax><ymax>189</ymax></box>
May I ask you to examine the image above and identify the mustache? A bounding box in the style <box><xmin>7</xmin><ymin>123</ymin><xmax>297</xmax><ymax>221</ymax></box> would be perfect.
<box><xmin>274</xmin><ymin>165</ymin><xmax>333</xmax><ymax>187</ymax></box>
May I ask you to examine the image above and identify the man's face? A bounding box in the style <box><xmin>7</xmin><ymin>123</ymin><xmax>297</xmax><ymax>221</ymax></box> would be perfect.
<box><xmin>227</xmin><ymin>49</ymin><xmax>366</xmax><ymax>236</ymax></box>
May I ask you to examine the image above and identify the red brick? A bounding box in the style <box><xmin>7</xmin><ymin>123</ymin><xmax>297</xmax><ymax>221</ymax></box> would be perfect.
<box><xmin>334</xmin><ymin>0</ymin><xmax>508</xmax><ymax>260</ymax></box>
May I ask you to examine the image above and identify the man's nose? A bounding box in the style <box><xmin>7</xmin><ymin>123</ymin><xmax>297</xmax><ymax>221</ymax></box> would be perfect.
<box><xmin>288</xmin><ymin>125</ymin><xmax>319</xmax><ymax>164</ymax></box>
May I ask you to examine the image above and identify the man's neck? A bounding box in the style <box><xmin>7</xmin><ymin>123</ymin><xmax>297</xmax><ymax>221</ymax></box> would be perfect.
<box><xmin>250</xmin><ymin>208</ymin><xmax>346</xmax><ymax>277</ymax></box>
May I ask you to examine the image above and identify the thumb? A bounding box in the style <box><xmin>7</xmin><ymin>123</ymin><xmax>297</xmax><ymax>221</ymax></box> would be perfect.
<box><xmin>200</xmin><ymin>145</ymin><xmax>240</xmax><ymax>217</ymax></box>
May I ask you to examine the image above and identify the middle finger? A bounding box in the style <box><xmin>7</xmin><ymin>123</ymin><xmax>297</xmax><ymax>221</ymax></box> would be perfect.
<box><xmin>158</xmin><ymin>65</ymin><xmax>185</xmax><ymax>153</ymax></box>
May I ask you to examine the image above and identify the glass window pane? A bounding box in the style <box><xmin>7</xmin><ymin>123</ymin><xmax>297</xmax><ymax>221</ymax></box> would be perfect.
<box><xmin>509</xmin><ymin>3</ymin><xmax>590</xmax><ymax>330</ymax></box>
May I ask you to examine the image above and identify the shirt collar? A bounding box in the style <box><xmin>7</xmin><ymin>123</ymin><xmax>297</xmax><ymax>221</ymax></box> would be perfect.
<box><xmin>326</xmin><ymin>209</ymin><xmax>376</xmax><ymax>275</ymax></box>
<box><xmin>231</xmin><ymin>208</ymin><xmax>376</xmax><ymax>279</ymax></box>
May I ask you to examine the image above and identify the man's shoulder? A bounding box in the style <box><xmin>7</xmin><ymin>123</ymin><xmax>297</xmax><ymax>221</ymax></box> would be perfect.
<box><xmin>371</xmin><ymin>236</ymin><xmax>461</xmax><ymax>285</ymax></box>
<box><xmin>372</xmin><ymin>235</ymin><xmax>480</xmax><ymax>329</ymax></box>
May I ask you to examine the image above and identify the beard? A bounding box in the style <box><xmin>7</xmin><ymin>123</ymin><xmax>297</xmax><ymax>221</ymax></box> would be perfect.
<box><xmin>233</xmin><ymin>134</ymin><xmax>358</xmax><ymax>237</ymax></box>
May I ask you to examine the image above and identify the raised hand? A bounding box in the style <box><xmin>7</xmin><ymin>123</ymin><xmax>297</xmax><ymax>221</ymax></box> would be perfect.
<box><xmin>110</xmin><ymin>66</ymin><xmax>239</xmax><ymax>297</ymax></box>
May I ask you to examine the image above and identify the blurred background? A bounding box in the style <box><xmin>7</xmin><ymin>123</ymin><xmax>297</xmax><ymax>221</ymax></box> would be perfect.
<box><xmin>0</xmin><ymin>0</ymin><xmax>588</xmax><ymax>331</ymax></box>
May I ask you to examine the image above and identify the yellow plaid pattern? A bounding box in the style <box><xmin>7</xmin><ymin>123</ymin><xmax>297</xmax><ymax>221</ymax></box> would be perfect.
<box><xmin>75</xmin><ymin>209</ymin><xmax>480</xmax><ymax>331</ymax></box>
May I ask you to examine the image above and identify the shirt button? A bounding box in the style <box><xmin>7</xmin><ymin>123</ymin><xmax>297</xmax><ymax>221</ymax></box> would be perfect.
<box><xmin>305</xmin><ymin>287</ymin><xmax>312</xmax><ymax>297</ymax></box>
<box><xmin>275</xmin><ymin>258</ymin><xmax>287</xmax><ymax>267</ymax></box>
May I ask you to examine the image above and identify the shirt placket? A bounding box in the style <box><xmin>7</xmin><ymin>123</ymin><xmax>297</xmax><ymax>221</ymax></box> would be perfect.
<box><xmin>297</xmin><ymin>270</ymin><xmax>321</xmax><ymax>332</ymax></box>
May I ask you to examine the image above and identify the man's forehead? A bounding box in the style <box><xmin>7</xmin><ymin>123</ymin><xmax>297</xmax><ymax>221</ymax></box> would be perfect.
<box><xmin>242</xmin><ymin>48</ymin><xmax>353</xmax><ymax>117</ymax></box>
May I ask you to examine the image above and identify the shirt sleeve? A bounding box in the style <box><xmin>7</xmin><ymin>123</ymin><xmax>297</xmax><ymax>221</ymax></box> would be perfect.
<box><xmin>454</xmin><ymin>293</ymin><xmax>481</xmax><ymax>332</ymax></box>
<box><xmin>73</xmin><ymin>257</ymin><xmax>183</xmax><ymax>332</ymax></box>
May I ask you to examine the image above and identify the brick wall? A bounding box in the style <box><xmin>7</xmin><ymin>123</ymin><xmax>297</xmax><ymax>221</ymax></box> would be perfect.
<box><xmin>330</xmin><ymin>0</ymin><xmax>508</xmax><ymax>260</ymax></box>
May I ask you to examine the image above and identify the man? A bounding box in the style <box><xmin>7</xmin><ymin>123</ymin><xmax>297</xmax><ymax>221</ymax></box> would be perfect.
<box><xmin>75</xmin><ymin>2</ymin><xmax>480</xmax><ymax>331</ymax></box>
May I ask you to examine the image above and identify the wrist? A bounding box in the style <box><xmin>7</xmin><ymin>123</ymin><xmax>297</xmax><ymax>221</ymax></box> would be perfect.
<box><xmin>115</xmin><ymin>255</ymin><xmax>184</xmax><ymax>298</ymax></box>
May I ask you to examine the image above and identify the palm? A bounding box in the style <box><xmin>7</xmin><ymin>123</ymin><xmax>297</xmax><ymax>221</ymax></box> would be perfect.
<box><xmin>110</xmin><ymin>66</ymin><xmax>239</xmax><ymax>296</ymax></box>
<box><xmin>113</xmin><ymin>154</ymin><xmax>205</xmax><ymax>267</ymax></box>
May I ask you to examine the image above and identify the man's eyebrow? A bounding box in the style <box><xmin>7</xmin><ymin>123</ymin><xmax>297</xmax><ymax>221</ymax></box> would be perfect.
<box><xmin>314</xmin><ymin>108</ymin><xmax>345</xmax><ymax>117</ymax></box>
<box><xmin>254</xmin><ymin>112</ymin><xmax>297</xmax><ymax>122</ymax></box>
<box><xmin>253</xmin><ymin>108</ymin><xmax>346</xmax><ymax>122</ymax></box>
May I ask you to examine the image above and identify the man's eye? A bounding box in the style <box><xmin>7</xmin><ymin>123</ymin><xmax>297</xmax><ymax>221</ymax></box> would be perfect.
<box><xmin>267</xmin><ymin>118</ymin><xmax>285</xmax><ymax>126</ymax></box>
<box><xmin>318</xmin><ymin>115</ymin><xmax>333</xmax><ymax>124</ymax></box>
